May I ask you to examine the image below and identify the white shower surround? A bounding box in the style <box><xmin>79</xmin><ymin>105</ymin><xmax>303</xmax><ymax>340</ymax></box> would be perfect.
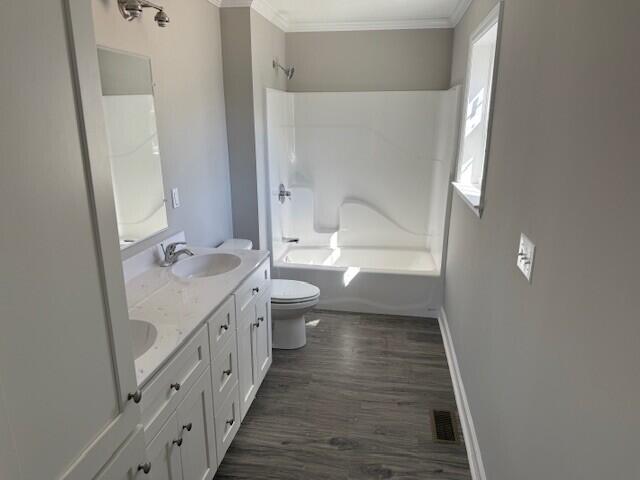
<box><xmin>266</xmin><ymin>87</ymin><xmax>460</xmax><ymax>316</ymax></box>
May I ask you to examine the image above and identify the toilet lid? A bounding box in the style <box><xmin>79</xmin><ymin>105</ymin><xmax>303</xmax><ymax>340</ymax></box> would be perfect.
<box><xmin>271</xmin><ymin>279</ymin><xmax>320</xmax><ymax>304</ymax></box>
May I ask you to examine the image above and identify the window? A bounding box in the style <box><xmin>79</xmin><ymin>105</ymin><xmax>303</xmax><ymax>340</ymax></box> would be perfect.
<box><xmin>453</xmin><ymin>3</ymin><xmax>503</xmax><ymax>216</ymax></box>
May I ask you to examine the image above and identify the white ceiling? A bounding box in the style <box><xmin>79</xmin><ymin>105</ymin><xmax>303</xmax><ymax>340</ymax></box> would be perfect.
<box><xmin>217</xmin><ymin>0</ymin><xmax>473</xmax><ymax>31</ymax></box>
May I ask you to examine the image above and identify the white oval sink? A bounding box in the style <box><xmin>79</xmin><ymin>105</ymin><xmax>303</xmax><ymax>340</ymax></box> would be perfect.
<box><xmin>131</xmin><ymin>320</ymin><xmax>158</xmax><ymax>360</ymax></box>
<box><xmin>172</xmin><ymin>253</ymin><xmax>241</xmax><ymax>279</ymax></box>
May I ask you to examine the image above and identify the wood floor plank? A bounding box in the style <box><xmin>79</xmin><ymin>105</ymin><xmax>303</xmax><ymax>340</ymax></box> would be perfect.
<box><xmin>216</xmin><ymin>310</ymin><xmax>471</xmax><ymax>480</ymax></box>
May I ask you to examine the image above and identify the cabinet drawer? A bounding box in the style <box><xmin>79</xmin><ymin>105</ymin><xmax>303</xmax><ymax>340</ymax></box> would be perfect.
<box><xmin>211</xmin><ymin>334</ymin><xmax>239</xmax><ymax>412</ymax></box>
<box><xmin>208</xmin><ymin>296</ymin><xmax>236</xmax><ymax>350</ymax></box>
<box><xmin>141</xmin><ymin>324</ymin><xmax>210</xmax><ymax>442</ymax></box>
<box><xmin>234</xmin><ymin>260</ymin><xmax>270</xmax><ymax>314</ymax></box>
<box><xmin>214</xmin><ymin>385</ymin><xmax>241</xmax><ymax>464</ymax></box>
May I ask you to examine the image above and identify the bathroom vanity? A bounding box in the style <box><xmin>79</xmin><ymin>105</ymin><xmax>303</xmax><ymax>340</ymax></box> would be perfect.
<box><xmin>115</xmin><ymin>245</ymin><xmax>272</xmax><ymax>479</ymax></box>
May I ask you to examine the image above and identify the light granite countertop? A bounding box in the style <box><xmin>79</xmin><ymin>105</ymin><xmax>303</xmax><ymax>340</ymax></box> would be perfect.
<box><xmin>126</xmin><ymin>246</ymin><xmax>270</xmax><ymax>387</ymax></box>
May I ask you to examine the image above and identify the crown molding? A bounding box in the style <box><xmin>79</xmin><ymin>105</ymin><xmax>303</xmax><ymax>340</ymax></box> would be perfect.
<box><xmin>288</xmin><ymin>17</ymin><xmax>452</xmax><ymax>33</ymax></box>
<box><xmin>450</xmin><ymin>0</ymin><xmax>473</xmax><ymax>26</ymax></box>
<box><xmin>217</xmin><ymin>0</ymin><xmax>473</xmax><ymax>31</ymax></box>
<box><xmin>219</xmin><ymin>0</ymin><xmax>253</xmax><ymax>7</ymax></box>
<box><xmin>251</xmin><ymin>0</ymin><xmax>288</xmax><ymax>31</ymax></box>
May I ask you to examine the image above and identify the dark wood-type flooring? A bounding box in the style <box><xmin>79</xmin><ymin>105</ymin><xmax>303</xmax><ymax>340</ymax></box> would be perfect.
<box><xmin>216</xmin><ymin>310</ymin><xmax>471</xmax><ymax>480</ymax></box>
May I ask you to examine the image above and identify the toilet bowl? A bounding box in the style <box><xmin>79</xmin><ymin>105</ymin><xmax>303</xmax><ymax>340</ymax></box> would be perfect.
<box><xmin>271</xmin><ymin>279</ymin><xmax>320</xmax><ymax>350</ymax></box>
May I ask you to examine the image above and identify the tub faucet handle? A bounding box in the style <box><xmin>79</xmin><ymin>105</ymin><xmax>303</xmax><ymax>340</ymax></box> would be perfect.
<box><xmin>278</xmin><ymin>184</ymin><xmax>292</xmax><ymax>204</ymax></box>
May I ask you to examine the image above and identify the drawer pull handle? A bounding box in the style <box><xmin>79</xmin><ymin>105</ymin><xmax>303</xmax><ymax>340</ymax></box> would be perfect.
<box><xmin>138</xmin><ymin>462</ymin><xmax>152</xmax><ymax>474</ymax></box>
<box><xmin>173</xmin><ymin>438</ymin><xmax>183</xmax><ymax>447</ymax></box>
<box><xmin>127</xmin><ymin>390</ymin><xmax>142</xmax><ymax>404</ymax></box>
<box><xmin>170</xmin><ymin>383</ymin><xmax>181</xmax><ymax>392</ymax></box>
<box><xmin>226</xmin><ymin>418</ymin><xmax>235</xmax><ymax>426</ymax></box>
<box><xmin>223</xmin><ymin>368</ymin><xmax>232</xmax><ymax>376</ymax></box>
<box><xmin>220</xmin><ymin>324</ymin><xmax>229</xmax><ymax>332</ymax></box>
<box><xmin>252</xmin><ymin>287</ymin><xmax>260</xmax><ymax>295</ymax></box>
<box><xmin>182</xmin><ymin>422</ymin><xmax>193</xmax><ymax>432</ymax></box>
<box><xmin>253</xmin><ymin>321</ymin><xmax>261</xmax><ymax>328</ymax></box>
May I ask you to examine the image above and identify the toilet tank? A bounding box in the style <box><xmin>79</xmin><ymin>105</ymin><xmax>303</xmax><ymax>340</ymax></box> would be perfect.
<box><xmin>218</xmin><ymin>239</ymin><xmax>253</xmax><ymax>250</ymax></box>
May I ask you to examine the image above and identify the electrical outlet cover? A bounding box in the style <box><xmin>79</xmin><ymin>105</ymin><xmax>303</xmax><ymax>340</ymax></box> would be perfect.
<box><xmin>171</xmin><ymin>188</ymin><xmax>181</xmax><ymax>209</ymax></box>
<box><xmin>517</xmin><ymin>233</ymin><xmax>535</xmax><ymax>282</ymax></box>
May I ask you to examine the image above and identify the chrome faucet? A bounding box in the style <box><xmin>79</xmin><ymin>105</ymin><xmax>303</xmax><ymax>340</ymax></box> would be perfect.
<box><xmin>160</xmin><ymin>242</ymin><xmax>194</xmax><ymax>267</ymax></box>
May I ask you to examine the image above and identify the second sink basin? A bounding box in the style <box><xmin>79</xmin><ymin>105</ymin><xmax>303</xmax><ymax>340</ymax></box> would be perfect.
<box><xmin>172</xmin><ymin>253</ymin><xmax>241</xmax><ymax>279</ymax></box>
<box><xmin>131</xmin><ymin>320</ymin><xmax>158</xmax><ymax>360</ymax></box>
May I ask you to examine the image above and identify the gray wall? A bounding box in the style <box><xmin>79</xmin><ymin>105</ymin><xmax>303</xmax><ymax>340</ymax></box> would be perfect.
<box><xmin>444</xmin><ymin>1</ymin><xmax>640</xmax><ymax>478</ymax></box>
<box><xmin>221</xmin><ymin>8</ymin><xmax>286</xmax><ymax>248</ymax></box>
<box><xmin>286</xmin><ymin>29</ymin><xmax>453</xmax><ymax>92</ymax></box>
<box><xmin>250</xmin><ymin>10</ymin><xmax>287</xmax><ymax>249</ymax></box>
<box><xmin>93</xmin><ymin>0</ymin><xmax>233</xmax><ymax>257</ymax></box>
<box><xmin>220</xmin><ymin>7</ymin><xmax>260</xmax><ymax>247</ymax></box>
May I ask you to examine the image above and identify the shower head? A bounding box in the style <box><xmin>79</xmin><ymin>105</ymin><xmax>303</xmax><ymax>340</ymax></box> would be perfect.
<box><xmin>273</xmin><ymin>59</ymin><xmax>295</xmax><ymax>80</ymax></box>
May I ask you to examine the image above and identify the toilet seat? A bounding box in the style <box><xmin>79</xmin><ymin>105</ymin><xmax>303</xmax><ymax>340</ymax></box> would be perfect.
<box><xmin>271</xmin><ymin>279</ymin><xmax>320</xmax><ymax>304</ymax></box>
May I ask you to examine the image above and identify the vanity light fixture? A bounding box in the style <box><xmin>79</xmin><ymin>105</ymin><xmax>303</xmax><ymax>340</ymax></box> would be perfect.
<box><xmin>118</xmin><ymin>0</ymin><xmax>170</xmax><ymax>27</ymax></box>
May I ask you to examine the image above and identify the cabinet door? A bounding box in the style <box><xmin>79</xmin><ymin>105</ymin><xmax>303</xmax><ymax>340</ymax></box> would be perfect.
<box><xmin>214</xmin><ymin>385</ymin><xmax>241</xmax><ymax>463</ymax></box>
<box><xmin>176</xmin><ymin>368</ymin><xmax>218</xmax><ymax>480</ymax></box>
<box><xmin>94</xmin><ymin>428</ymin><xmax>148</xmax><ymax>480</ymax></box>
<box><xmin>145</xmin><ymin>413</ymin><xmax>182</xmax><ymax>480</ymax></box>
<box><xmin>237</xmin><ymin>304</ymin><xmax>258</xmax><ymax>420</ymax></box>
<box><xmin>254</xmin><ymin>288</ymin><xmax>273</xmax><ymax>386</ymax></box>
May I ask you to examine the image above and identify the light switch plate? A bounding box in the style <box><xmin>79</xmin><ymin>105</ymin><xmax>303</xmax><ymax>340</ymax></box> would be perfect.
<box><xmin>517</xmin><ymin>233</ymin><xmax>535</xmax><ymax>282</ymax></box>
<box><xmin>171</xmin><ymin>188</ymin><xmax>181</xmax><ymax>209</ymax></box>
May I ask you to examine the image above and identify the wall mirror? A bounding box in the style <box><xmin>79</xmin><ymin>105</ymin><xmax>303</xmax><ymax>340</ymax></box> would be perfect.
<box><xmin>97</xmin><ymin>48</ymin><xmax>168</xmax><ymax>249</ymax></box>
<box><xmin>453</xmin><ymin>2</ymin><xmax>503</xmax><ymax>217</ymax></box>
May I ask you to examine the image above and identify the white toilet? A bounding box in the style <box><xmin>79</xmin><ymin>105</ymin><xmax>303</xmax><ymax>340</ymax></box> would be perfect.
<box><xmin>217</xmin><ymin>238</ymin><xmax>254</xmax><ymax>250</ymax></box>
<box><xmin>218</xmin><ymin>238</ymin><xmax>320</xmax><ymax>350</ymax></box>
<box><xmin>271</xmin><ymin>279</ymin><xmax>320</xmax><ymax>350</ymax></box>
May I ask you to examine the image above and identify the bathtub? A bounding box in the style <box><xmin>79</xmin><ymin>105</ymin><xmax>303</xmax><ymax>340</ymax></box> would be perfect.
<box><xmin>273</xmin><ymin>245</ymin><xmax>442</xmax><ymax>317</ymax></box>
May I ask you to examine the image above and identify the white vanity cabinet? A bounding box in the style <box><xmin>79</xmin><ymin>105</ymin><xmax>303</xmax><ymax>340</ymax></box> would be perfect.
<box><xmin>138</xmin><ymin>257</ymin><xmax>272</xmax><ymax>478</ymax></box>
<box><xmin>145</xmin><ymin>368</ymin><xmax>217</xmax><ymax>480</ymax></box>
<box><xmin>175</xmin><ymin>368</ymin><xmax>218</xmax><ymax>480</ymax></box>
<box><xmin>255</xmin><ymin>290</ymin><xmax>274</xmax><ymax>383</ymax></box>
<box><xmin>235</xmin><ymin>261</ymin><xmax>272</xmax><ymax>419</ymax></box>
<box><xmin>94</xmin><ymin>428</ymin><xmax>149</xmax><ymax>480</ymax></box>
<box><xmin>146</xmin><ymin>412</ymin><xmax>183</xmax><ymax>480</ymax></box>
<box><xmin>208</xmin><ymin>296</ymin><xmax>240</xmax><ymax>410</ymax></box>
<box><xmin>141</xmin><ymin>326</ymin><xmax>211</xmax><ymax>442</ymax></box>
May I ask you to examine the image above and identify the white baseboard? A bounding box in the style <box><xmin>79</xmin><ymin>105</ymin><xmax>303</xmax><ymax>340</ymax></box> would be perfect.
<box><xmin>439</xmin><ymin>307</ymin><xmax>487</xmax><ymax>480</ymax></box>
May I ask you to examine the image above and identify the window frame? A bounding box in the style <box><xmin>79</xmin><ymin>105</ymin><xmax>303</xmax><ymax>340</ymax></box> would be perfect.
<box><xmin>453</xmin><ymin>1</ymin><xmax>504</xmax><ymax>217</ymax></box>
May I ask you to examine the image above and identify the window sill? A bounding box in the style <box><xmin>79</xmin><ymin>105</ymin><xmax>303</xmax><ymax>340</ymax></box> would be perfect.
<box><xmin>452</xmin><ymin>182</ymin><xmax>483</xmax><ymax>217</ymax></box>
